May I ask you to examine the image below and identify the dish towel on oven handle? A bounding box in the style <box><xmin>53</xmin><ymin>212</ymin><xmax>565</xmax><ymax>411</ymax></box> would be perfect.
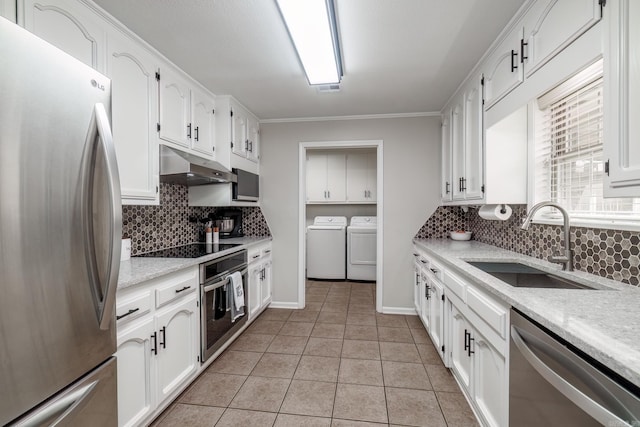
<box><xmin>227</xmin><ymin>271</ymin><xmax>245</xmax><ymax>322</ymax></box>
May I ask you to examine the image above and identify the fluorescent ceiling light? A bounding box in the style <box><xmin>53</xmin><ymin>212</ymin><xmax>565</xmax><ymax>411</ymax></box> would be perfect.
<box><xmin>276</xmin><ymin>0</ymin><xmax>343</xmax><ymax>85</ymax></box>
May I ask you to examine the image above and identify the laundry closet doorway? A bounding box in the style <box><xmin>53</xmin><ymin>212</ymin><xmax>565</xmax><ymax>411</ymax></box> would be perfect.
<box><xmin>298</xmin><ymin>140</ymin><xmax>383</xmax><ymax>312</ymax></box>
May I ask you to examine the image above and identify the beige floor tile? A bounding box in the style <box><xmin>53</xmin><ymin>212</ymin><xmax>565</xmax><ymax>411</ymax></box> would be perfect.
<box><xmin>229</xmin><ymin>333</ymin><xmax>274</xmax><ymax>353</ymax></box>
<box><xmin>155</xmin><ymin>403</ymin><xmax>224</xmax><ymax>426</ymax></box>
<box><xmin>331</xmin><ymin>420</ymin><xmax>387</xmax><ymax>427</ymax></box>
<box><xmin>347</xmin><ymin>304</ymin><xmax>375</xmax><ymax>314</ymax></box>
<box><xmin>425</xmin><ymin>363</ymin><xmax>460</xmax><ymax>392</ymax></box>
<box><xmin>436</xmin><ymin>391</ymin><xmax>480</xmax><ymax>427</ymax></box>
<box><xmin>377</xmin><ymin>326</ymin><xmax>413</xmax><ymax>343</ymax></box>
<box><xmin>288</xmin><ymin>310</ymin><xmax>320</xmax><ymax>323</ymax></box>
<box><xmin>306</xmin><ymin>294</ymin><xmax>327</xmax><ymax>303</ymax></box>
<box><xmin>375</xmin><ymin>314</ymin><xmax>408</xmax><ymax>328</ymax></box>
<box><xmin>266</xmin><ymin>335</ymin><xmax>309</xmax><ymax>355</ymax></box>
<box><xmin>311</xmin><ymin>323</ymin><xmax>345</xmax><ymax>339</ymax></box>
<box><xmin>348</xmin><ymin>296</ymin><xmax>373</xmax><ymax>305</ymax></box>
<box><xmin>303</xmin><ymin>301</ymin><xmax>324</xmax><ymax>311</ymax></box>
<box><xmin>216</xmin><ymin>408</ymin><xmax>277</xmax><ymax>426</ymax></box>
<box><xmin>306</xmin><ymin>289</ymin><xmax>330</xmax><ymax>297</ymax></box>
<box><xmin>382</xmin><ymin>361</ymin><xmax>432</xmax><ymax>390</ymax></box>
<box><xmin>409</xmin><ymin>327</ymin><xmax>430</xmax><ymax>343</ymax></box>
<box><xmin>280</xmin><ymin>380</ymin><xmax>337</xmax><ymax>417</ymax></box>
<box><xmin>405</xmin><ymin>315</ymin><xmax>423</xmax><ymax>329</ymax></box>
<box><xmin>341</xmin><ymin>340</ymin><xmax>380</xmax><ymax>360</ymax></box>
<box><xmin>179</xmin><ymin>372</ymin><xmax>246</xmax><ymax>407</ymax></box>
<box><xmin>333</xmin><ymin>384</ymin><xmax>388</xmax><ymax>424</ymax></box>
<box><xmin>379</xmin><ymin>342</ymin><xmax>421</xmax><ymax>363</ymax></box>
<box><xmin>249</xmin><ymin>319</ymin><xmax>285</xmax><ymax>335</ymax></box>
<box><xmin>316</xmin><ymin>310</ymin><xmax>348</xmax><ymax>324</ymax></box>
<box><xmin>229</xmin><ymin>376</ymin><xmax>290</xmax><ymax>412</ymax></box>
<box><xmin>346</xmin><ymin>313</ymin><xmax>376</xmax><ymax>326</ymax></box>
<box><xmin>385</xmin><ymin>387</ymin><xmax>446</xmax><ymax>427</ymax></box>
<box><xmin>338</xmin><ymin>359</ymin><xmax>383</xmax><ymax>386</ymax></box>
<box><xmin>208</xmin><ymin>350</ymin><xmax>262</xmax><ymax>375</ymax></box>
<box><xmin>416</xmin><ymin>342</ymin><xmax>442</xmax><ymax>365</ymax></box>
<box><xmin>325</xmin><ymin>295</ymin><xmax>350</xmax><ymax>304</ymax></box>
<box><xmin>343</xmin><ymin>324</ymin><xmax>378</xmax><ymax>341</ymax></box>
<box><xmin>294</xmin><ymin>356</ymin><xmax>340</xmax><ymax>382</ymax></box>
<box><xmin>275</xmin><ymin>413</ymin><xmax>332</xmax><ymax>427</ymax></box>
<box><xmin>279</xmin><ymin>321</ymin><xmax>315</xmax><ymax>337</ymax></box>
<box><xmin>321</xmin><ymin>303</ymin><xmax>349</xmax><ymax>313</ymax></box>
<box><xmin>304</xmin><ymin>337</ymin><xmax>343</xmax><ymax>358</ymax></box>
<box><xmin>259</xmin><ymin>308</ymin><xmax>293</xmax><ymax>322</ymax></box>
<box><xmin>251</xmin><ymin>353</ymin><xmax>301</xmax><ymax>379</ymax></box>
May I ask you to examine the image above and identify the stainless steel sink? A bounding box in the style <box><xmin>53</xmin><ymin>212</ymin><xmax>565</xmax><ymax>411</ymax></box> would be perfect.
<box><xmin>467</xmin><ymin>261</ymin><xmax>597</xmax><ymax>290</ymax></box>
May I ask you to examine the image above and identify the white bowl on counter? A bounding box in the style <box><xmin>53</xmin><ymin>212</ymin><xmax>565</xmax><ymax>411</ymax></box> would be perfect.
<box><xmin>450</xmin><ymin>231</ymin><xmax>472</xmax><ymax>241</ymax></box>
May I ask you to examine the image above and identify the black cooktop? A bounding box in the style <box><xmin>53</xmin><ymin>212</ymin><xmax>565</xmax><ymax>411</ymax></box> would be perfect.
<box><xmin>135</xmin><ymin>243</ymin><xmax>242</xmax><ymax>258</ymax></box>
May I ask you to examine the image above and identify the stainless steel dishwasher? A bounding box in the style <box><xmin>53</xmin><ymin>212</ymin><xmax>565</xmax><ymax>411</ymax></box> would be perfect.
<box><xmin>510</xmin><ymin>309</ymin><xmax>640</xmax><ymax>426</ymax></box>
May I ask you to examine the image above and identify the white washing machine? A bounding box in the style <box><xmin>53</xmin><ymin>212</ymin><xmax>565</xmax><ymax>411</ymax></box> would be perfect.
<box><xmin>306</xmin><ymin>216</ymin><xmax>347</xmax><ymax>280</ymax></box>
<box><xmin>347</xmin><ymin>216</ymin><xmax>377</xmax><ymax>281</ymax></box>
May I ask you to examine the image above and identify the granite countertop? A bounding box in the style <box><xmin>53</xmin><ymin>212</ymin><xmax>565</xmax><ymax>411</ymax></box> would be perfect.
<box><xmin>413</xmin><ymin>238</ymin><xmax>640</xmax><ymax>388</ymax></box>
<box><xmin>117</xmin><ymin>237</ymin><xmax>272</xmax><ymax>290</ymax></box>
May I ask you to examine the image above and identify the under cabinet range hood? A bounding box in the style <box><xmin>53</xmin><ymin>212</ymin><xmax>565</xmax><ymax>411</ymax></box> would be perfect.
<box><xmin>160</xmin><ymin>145</ymin><xmax>236</xmax><ymax>185</ymax></box>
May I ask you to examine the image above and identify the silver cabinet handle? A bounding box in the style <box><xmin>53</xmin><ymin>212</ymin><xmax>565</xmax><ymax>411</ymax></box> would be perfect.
<box><xmin>511</xmin><ymin>326</ymin><xmax>631</xmax><ymax>426</ymax></box>
<box><xmin>81</xmin><ymin>103</ymin><xmax>121</xmax><ymax>331</ymax></box>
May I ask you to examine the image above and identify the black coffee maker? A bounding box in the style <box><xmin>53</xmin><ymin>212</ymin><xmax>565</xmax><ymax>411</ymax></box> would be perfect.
<box><xmin>214</xmin><ymin>209</ymin><xmax>244</xmax><ymax>238</ymax></box>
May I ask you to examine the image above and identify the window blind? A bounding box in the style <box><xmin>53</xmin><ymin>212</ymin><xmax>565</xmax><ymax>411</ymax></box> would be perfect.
<box><xmin>536</xmin><ymin>73</ymin><xmax>640</xmax><ymax>219</ymax></box>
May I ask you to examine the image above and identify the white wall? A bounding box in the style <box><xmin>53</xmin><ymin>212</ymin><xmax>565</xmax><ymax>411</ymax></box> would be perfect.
<box><xmin>260</xmin><ymin>116</ymin><xmax>441</xmax><ymax>310</ymax></box>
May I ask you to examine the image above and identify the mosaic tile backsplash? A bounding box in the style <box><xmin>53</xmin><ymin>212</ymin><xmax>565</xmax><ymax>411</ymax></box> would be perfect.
<box><xmin>416</xmin><ymin>205</ymin><xmax>640</xmax><ymax>286</ymax></box>
<box><xmin>122</xmin><ymin>183</ymin><xmax>271</xmax><ymax>255</ymax></box>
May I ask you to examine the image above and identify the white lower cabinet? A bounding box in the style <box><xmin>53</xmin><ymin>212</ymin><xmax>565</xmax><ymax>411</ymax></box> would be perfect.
<box><xmin>449</xmin><ymin>301</ymin><xmax>472</xmax><ymax>391</ymax></box>
<box><xmin>247</xmin><ymin>243</ymin><xmax>273</xmax><ymax>321</ymax></box>
<box><xmin>427</xmin><ymin>277</ymin><xmax>445</xmax><ymax>361</ymax></box>
<box><xmin>116</xmin><ymin>268</ymin><xmax>199</xmax><ymax>427</ymax></box>
<box><xmin>472</xmin><ymin>330</ymin><xmax>506</xmax><ymax>427</ymax></box>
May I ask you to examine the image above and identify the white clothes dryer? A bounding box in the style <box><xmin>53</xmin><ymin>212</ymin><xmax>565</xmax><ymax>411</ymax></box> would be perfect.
<box><xmin>306</xmin><ymin>216</ymin><xmax>347</xmax><ymax>280</ymax></box>
<box><xmin>347</xmin><ymin>216</ymin><xmax>377</xmax><ymax>281</ymax></box>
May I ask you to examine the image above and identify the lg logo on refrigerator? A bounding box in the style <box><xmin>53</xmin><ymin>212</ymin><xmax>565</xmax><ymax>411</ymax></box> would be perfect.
<box><xmin>90</xmin><ymin>79</ymin><xmax>105</xmax><ymax>91</ymax></box>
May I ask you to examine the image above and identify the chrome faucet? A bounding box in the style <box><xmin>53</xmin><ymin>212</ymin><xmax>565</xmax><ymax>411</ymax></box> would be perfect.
<box><xmin>521</xmin><ymin>201</ymin><xmax>574</xmax><ymax>271</ymax></box>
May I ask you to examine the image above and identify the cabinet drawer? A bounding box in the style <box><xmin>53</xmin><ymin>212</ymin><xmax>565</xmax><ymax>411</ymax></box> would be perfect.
<box><xmin>444</xmin><ymin>270</ymin><xmax>467</xmax><ymax>301</ymax></box>
<box><xmin>466</xmin><ymin>287</ymin><xmax>507</xmax><ymax>338</ymax></box>
<box><xmin>155</xmin><ymin>274</ymin><xmax>197</xmax><ymax>308</ymax></box>
<box><xmin>116</xmin><ymin>290</ymin><xmax>152</xmax><ymax>325</ymax></box>
<box><xmin>262</xmin><ymin>246</ymin><xmax>272</xmax><ymax>257</ymax></box>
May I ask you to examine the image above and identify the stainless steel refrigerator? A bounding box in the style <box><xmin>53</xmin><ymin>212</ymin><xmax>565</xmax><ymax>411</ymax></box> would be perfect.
<box><xmin>0</xmin><ymin>18</ymin><xmax>121</xmax><ymax>426</ymax></box>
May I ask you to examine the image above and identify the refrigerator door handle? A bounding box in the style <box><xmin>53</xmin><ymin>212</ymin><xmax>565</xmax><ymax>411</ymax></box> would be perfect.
<box><xmin>81</xmin><ymin>103</ymin><xmax>122</xmax><ymax>331</ymax></box>
<box><xmin>12</xmin><ymin>381</ymin><xmax>98</xmax><ymax>427</ymax></box>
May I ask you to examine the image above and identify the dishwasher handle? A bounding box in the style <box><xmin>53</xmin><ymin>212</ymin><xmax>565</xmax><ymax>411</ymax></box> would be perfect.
<box><xmin>511</xmin><ymin>325</ymin><xmax>633</xmax><ymax>426</ymax></box>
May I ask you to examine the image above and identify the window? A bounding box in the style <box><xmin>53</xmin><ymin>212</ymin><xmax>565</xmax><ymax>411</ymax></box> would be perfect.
<box><xmin>533</xmin><ymin>60</ymin><xmax>640</xmax><ymax>228</ymax></box>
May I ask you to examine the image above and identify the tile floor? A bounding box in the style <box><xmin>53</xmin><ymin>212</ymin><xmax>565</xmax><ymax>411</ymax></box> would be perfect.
<box><xmin>152</xmin><ymin>280</ymin><xmax>479</xmax><ymax>427</ymax></box>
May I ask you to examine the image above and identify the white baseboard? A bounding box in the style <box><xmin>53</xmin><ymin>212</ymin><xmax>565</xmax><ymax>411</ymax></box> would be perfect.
<box><xmin>381</xmin><ymin>306</ymin><xmax>418</xmax><ymax>315</ymax></box>
<box><xmin>268</xmin><ymin>301</ymin><xmax>301</xmax><ymax>309</ymax></box>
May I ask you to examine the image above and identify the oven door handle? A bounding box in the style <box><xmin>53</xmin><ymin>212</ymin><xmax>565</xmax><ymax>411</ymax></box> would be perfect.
<box><xmin>203</xmin><ymin>267</ymin><xmax>248</xmax><ymax>292</ymax></box>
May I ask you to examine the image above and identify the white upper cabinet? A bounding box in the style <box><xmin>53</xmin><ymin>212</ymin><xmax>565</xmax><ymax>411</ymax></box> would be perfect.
<box><xmin>158</xmin><ymin>66</ymin><xmax>191</xmax><ymax>148</ymax></box>
<box><xmin>346</xmin><ymin>151</ymin><xmax>377</xmax><ymax>203</ymax></box>
<box><xmin>483</xmin><ymin>26</ymin><xmax>524</xmax><ymax>108</ymax></box>
<box><xmin>451</xmin><ymin>101</ymin><xmax>465</xmax><ymax>201</ymax></box>
<box><xmin>20</xmin><ymin>0</ymin><xmax>105</xmax><ymax>71</ymax></box>
<box><xmin>230</xmin><ymin>100</ymin><xmax>259</xmax><ymax>163</ymax></box>
<box><xmin>191</xmin><ymin>87</ymin><xmax>216</xmax><ymax>156</ymax></box>
<box><xmin>604</xmin><ymin>0</ymin><xmax>640</xmax><ymax>197</ymax></box>
<box><xmin>463</xmin><ymin>77</ymin><xmax>484</xmax><ymax>200</ymax></box>
<box><xmin>107</xmin><ymin>30</ymin><xmax>159</xmax><ymax>204</ymax></box>
<box><xmin>441</xmin><ymin>111</ymin><xmax>453</xmax><ymax>202</ymax></box>
<box><xmin>522</xmin><ymin>0</ymin><xmax>602</xmax><ymax>77</ymax></box>
<box><xmin>306</xmin><ymin>152</ymin><xmax>347</xmax><ymax>203</ymax></box>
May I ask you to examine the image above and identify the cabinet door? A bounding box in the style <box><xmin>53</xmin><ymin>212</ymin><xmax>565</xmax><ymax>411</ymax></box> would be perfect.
<box><xmin>449</xmin><ymin>302</ymin><xmax>472</xmax><ymax>391</ymax></box>
<box><xmin>116</xmin><ymin>317</ymin><xmax>155</xmax><ymax>427</ymax></box>
<box><xmin>428</xmin><ymin>280</ymin><xmax>445</xmax><ymax>361</ymax></box>
<box><xmin>441</xmin><ymin>111</ymin><xmax>453</xmax><ymax>202</ymax></box>
<box><xmin>365</xmin><ymin>152</ymin><xmax>377</xmax><ymax>202</ymax></box>
<box><xmin>261</xmin><ymin>259</ymin><xmax>272</xmax><ymax>307</ymax></box>
<box><xmin>155</xmin><ymin>296</ymin><xmax>198</xmax><ymax>403</ymax></box>
<box><xmin>191</xmin><ymin>88</ymin><xmax>216</xmax><ymax>157</ymax></box>
<box><xmin>158</xmin><ymin>67</ymin><xmax>191</xmax><ymax>148</ymax></box>
<box><xmin>604</xmin><ymin>0</ymin><xmax>640</xmax><ymax>197</ymax></box>
<box><xmin>346</xmin><ymin>152</ymin><xmax>369</xmax><ymax>202</ymax></box>
<box><xmin>472</xmin><ymin>330</ymin><xmax>507</xmax><ymax>427</ymax></box>
<box><xmin>247</xmin><ymin>117</ymin><xmax>259</xmax><ymax>163</ymax></box>
<box><xmin>451</xmin><ymin>102</ymin><xmax>465</xmax><ymax>201</ymax></box>
<box><xmin>231</xmin><ymin>109</ymin><xmax>248</xmax><ymax>157</ymax></box>
<box><xmin>249</xmin><ymin>265</ymin><xmax>262</xmax><ymax>320</ymax></box>
<box><xmin>483</xmin><ymin>27</ymin><xmax>524</xmax><ymax>108</ymax></box>
<box><xmin>523</xmin><ymin>0</ymin><xmax>601</xmax><ymax>77</ymax></box>
<box><xmin>413</xmin><ymin>261</ymin><xmax>421</xmax><ymax>315</ymax></box>
<box><xmin>21</xmin><ymin>0</ymin><xmax>105</xmax><ymax>71</ymax></box>
<box><xmin>420</xmin><ymin>272</ymin><xmax>430</xmax><ymax>329</ymax></box>
<box><xmin>107</xmin><ymin>30</ymin><xmax>159</xmax><ymax>203</ymax></box>
<box><xmin>326</xmin><ymin>153</ymin><xmax>346</xmax><ymax>201</ymax></box>
<box><xmin>463</xmin><ymin>78</ymin><xmax>484</xmax><ymax>200</ymax></box>
<box><xmin>306</xmin><ymin>153</ymin><xmax>328</xmax><ymax>202</ymax></box>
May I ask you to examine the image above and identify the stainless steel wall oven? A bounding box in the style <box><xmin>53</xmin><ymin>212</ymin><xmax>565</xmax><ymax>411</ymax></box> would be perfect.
<box><xmin>199</xmin><ymin>250</ymin><xmax>248</xmax><ymax>363</ymax></box>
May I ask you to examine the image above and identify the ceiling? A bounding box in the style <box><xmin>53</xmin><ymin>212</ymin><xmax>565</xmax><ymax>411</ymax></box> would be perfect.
<box><xmin>93</xmin><ymin>0</ymin><xmax>525</xmax><ymax>120</ymax></box>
